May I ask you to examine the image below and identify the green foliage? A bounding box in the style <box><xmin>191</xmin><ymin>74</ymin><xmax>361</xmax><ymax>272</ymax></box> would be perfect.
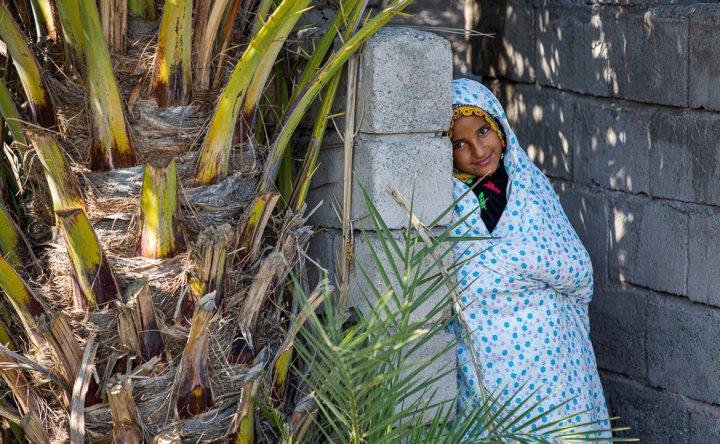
<box><xmin>289</xmin><ymin>186</ymin><xmax>632</xmax><ymax>443</ymax></box>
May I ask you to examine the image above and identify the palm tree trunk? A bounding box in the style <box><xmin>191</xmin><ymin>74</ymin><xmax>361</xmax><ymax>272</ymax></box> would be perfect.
<box><xmin>100</xmin><ymin>0</ymin><xmax>128</xmax><ymax>54</ymax></box>
<box><xmin>0</xmin><ymin>3</ymin><xmax>56</xmax><ymax>128</ymax></box>
<box><xmin>77</xmin><ymin>0</ymin><xmax>136</xmax><ymax>170</ymax></box>
<box><xmin>57</xmin><ymin>208</ymin><xmax>120</xmax><ymax>310</ymax></box>
<box><xmin>151</xmin><ymin>0</ymin><xmax>193</xmax><ymax>106</ymax></box>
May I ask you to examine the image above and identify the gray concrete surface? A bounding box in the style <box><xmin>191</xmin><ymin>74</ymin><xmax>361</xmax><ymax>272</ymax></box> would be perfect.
<box><xmin>306</xmin><ymin>26</ymin><xmax>457</xmax><ymax>420</ymax></box>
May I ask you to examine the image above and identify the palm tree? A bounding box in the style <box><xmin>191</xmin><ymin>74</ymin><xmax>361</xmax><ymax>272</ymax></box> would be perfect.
<box><xmin>0</xmin><ymin>0</ymin><xmax>417</xmax><ymax>441</ymax></box>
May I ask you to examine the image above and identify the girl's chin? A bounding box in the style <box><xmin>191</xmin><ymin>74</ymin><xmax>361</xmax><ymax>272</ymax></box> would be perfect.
<box><xmin>470</xmin><ymin>164</ymin><xmax>500</xmax><ymax>178</ymax></box>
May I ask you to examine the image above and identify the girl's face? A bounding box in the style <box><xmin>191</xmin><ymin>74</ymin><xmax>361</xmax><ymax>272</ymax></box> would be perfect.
<box><xmin>450</xmin><ymin>114</ymin><xmax>504</xmax><ymax>178</ymax></box>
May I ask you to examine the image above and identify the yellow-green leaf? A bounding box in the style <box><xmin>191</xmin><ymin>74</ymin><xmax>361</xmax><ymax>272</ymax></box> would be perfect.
<box><xmin>193</xmin><ymin>0</ymin><xmax>311</xmax><ymax>185</ymax></box>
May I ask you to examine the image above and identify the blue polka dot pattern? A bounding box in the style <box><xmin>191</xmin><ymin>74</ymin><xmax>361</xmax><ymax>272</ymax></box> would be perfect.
<box><xmin>449</xmin><ymin>79</ymin><xmax>611</xmax><ymax>441</ymax></box>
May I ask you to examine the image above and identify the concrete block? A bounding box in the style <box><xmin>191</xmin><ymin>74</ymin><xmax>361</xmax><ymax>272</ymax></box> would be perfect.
<box><xmin>689</xmin><ymin>401</ymin><xmax>720</xmax><ymax>444</ymax></box>
<box><xmin>588</xmin><ymin>285</ymin><xmax>647</xmax><ymax>379</ymax></box>
<box><xmin>648</xmin><ymin>108</ymin><xmax>693</xmax><ymax>202</ymax></box>
<box><xmin>649</xmin><ymin>109</ymin><xmax>720</xmax><ymax>205</ymax></box>
<box><xmin>358</xmin><ymin>28</ymin><xmax>453</xmax><ymax>134</ymax></box>
<box><xmin>349</xmin><ymin>231</ymin><xmax>454</xmax><ymax>325</ymax></box>
<box><xmin>609</xmin><ymin>198</ymin><xmax>688</xmax><ymax>295</ymax></box>
<box><xmin>688</xmin><ymin>210</ymin><xmax>720</xmax><ymax>307</ymax></box>
<box><xmin>684</xmin><ymin>111</ymin><xmax>720</xmax><ymax>206</ymax></box>
<box><xmin>573</xmin><ymin>99</ymin><xmax>652</xmax><ymax>195</ymax></box>
<box><xmin>603</xmin><ymin>6</ymin><xmax>689</xmax><ymax>107</ymax></box>
<box><xmin>690</xmin><ymin>5</ymin><xmax>720</xmax><ymax>111</ymax></box>
<box><xmin>503</xmin><ymin>83</ymin><xmax>573</xmax><ymax>180</ymax></box>
<box><xmin>553</xmin><ymin>183</ymin><xmax>609</xmax><ymax>284</ymax></box>
<box><xmin>535</xmin><ymin>5</ymin><xmax>612</xmax><ymax>97</ymax></box>
<box><xmin>306</xmin><ymin>133</ymin><xmax>453</xmax><ymax>230</ymax></box>
<box><xmin>594</xmin><ymin>0</ymin><xmax>699</xmax><ymax>5</ymax></box>
<box><xmin>647</xmin><ymin>295</ymin><xmax>720</xmax><ymax>405</ymax></box>
<box><xmin>305</xmin><ymin>144</ymin><xmax>343</xmax><ymax>227</ymax></box>
<box><xmin>352</xmin><ymin>134</ymin><xmax>453</xmax><ymax>229</ymax></box>
<box><xmin>305</xmin><ymin>227</ymin><xmax>340</xmax><ymax>287</ymax></box>
<box><xmin>389</xmin><ymin>0</ymin><xmax>473</xmax><ymax>77</ymax></box>
<box><xmin>536</xmin><ymin>5</ymin><xmax>689</xmax><ymax>105</ymax></box>
<box><xmin>473</xmin><ymin>0</ymin><xmax>536</xmax><ymax>82</ymax></box>
<box><xmin>602</xmin><ymin>373</ymin><xmax>689</xmax><ymax>443</ymax></box>
<box><xmin>400</xmin><ymin>329</ymin><xmax>457</xmax><ymax>420</ymax></box>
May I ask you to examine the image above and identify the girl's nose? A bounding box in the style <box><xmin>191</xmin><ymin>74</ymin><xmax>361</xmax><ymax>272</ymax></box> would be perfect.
<box><xmin>470</xmin><ymin>141</ymin><xmax>486</xmax><ymax>157</ymax></box>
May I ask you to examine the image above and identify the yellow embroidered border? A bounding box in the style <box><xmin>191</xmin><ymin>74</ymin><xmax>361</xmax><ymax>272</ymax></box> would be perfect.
<box><xmin>452</xmin><ymin>171</ymin><xmax>476</xmax><ymax>183</ymax></box>
<box><xmin>446</xmin><ymin>106</ymin><xmax>505</xmax><ymax>147</ymax></box>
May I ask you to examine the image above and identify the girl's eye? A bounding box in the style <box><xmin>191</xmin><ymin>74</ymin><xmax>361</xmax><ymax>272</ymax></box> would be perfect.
<box><xmin>453</xmin><ymin>141</ymin><xmax>465</xmax><ymax>150</ymax></box>
<box><xmin>478</xmin><ymin>126</ymin><xmax>490</xmax><ymax>136</ymax></box>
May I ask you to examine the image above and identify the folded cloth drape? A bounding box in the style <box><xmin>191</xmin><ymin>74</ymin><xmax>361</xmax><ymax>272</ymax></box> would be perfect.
<box><xmin>449</xmin><ymin>79</ymin><xmax>611</xmax><ymax>441</ymax></box>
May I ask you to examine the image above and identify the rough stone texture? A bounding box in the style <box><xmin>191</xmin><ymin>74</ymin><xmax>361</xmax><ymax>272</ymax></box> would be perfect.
<box><xmin>357</xmin><ymin>27</ymin><xmax>453</xmax><ymax>135</ymax></box>
<box><xmin>304</xmin><ymin>228</ymin><xmax>340</xmax><ymax>286</ymax></box>
<box><xmin>465</xmin><ymin>0</ymin><xmax>720</xmax><ymax>440</ymax></box>
<box><xmin>603</xmin><ymin>6</ymin><xmax>689</xmax><ymax>107</ymax></box>
<box><xmin>589</xmin><ymin>284</ymin><xmax>647</xmax><ymax>380</ymax></box>
<box><xmin>684</xmin><ymin>111</ymin><xmax>720</xmax><ymax>206</ymax></box>
<box><xmin>401</xmin><ymin>329</ymin><xmax>457</xmax><ymax>420</ymax></box>
<box><xmin>690</xmin><ymin>5</ymin><xmax>720</xmax><ymax>111</ymax></box>
<box><xmin>389</xmin><ymin>0</ymin><xmax>476</xmax><ymax>77</ymax></box>
<box><xmin>305</xmin><ymin>144</ymin><xmax>343</xmax><ymax>227</ymax></box>
<box><xmin>602</xmin><ymin>372</ymin><xmax>690</xmax><ymax>443</ymax></box>
<box><xmin>648</xmin><ymin>108</ymin><xmax>694</xmax><ymax>202</ymax></box>
<box><xmin>552</xmin><ymin>183</ymin><xmax>609</xmax><ymax>285</ymax></box>
<box><xmin>535</xmin><ymin>5</ymin><xmax>612</xmax><ymax>97</ymax></box>
<box><xmin>649</xmin><ymin>109</ymin><xmax>720</xmax><ymax>205</ymax></box>
<box><xmin>306</xmin><ymin>133</ymin><xmax>453</xmax><ymax>230</ymax></box>
<box><xmin>306</xmin><ymin>26</ymin><xmax>457</xmax><ymax>422</ymax></box>
<box><xmin>533</xmin><ymin>5</ymin><xmax>688</xmax><ymax>106</ymax></box>
<box><xmin>689</xmin><ymin>400</ymin><xmax>720</xmax><ymax>444</ymax></box>
<box><xmin>502</xmin><ymin>83</ymin><xmax>574</xmax><ymax>180</ymax></box>
<box><xmin>474</xmin><ymin>0</ymin><xmax>536</xmax><ymax>83</ymax></box>
<box><xmin>609</xmin><ymin>197</ymin><xmax>688</xmax><ymax>296</ymax></box>
<box><xmin>647</xmin><ymin>295</ymin><xmax>720</xmax><ymax>405</ymax></box>
<box><xmin>594</xmin><ymin>0</ymin><xmax>701</xmax><ymax>5</ymax></box>
<box><xmin>573</xmin><ymin>98</ymin><xmax>652</xmax><ymax>195</ymax></box>
<box><xmin>688</xmin><ymin>210</ymin><xmax>720</xmax><ymax>307</ymax></box>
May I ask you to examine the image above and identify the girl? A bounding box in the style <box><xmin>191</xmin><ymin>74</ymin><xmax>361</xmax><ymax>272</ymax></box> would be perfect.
<box><xmin>448</xmin><ymin>78</ymin><xmax>611</xmax><ymax>440</ymax></box>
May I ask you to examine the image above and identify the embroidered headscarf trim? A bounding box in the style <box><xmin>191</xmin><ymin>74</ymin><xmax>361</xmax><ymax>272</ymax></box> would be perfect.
<box><xmin>447</xmin><ymin>105</ymin><xmax>506</xmax><ymax>148</ymax></box>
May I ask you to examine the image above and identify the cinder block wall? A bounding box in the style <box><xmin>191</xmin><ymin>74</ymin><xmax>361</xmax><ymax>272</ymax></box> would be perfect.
<box><xmin>472</xmin><ymin>0</ymin><xmax>720</xmax><ymax>440</ymax></box>
<box><xmin>305</xmin><ymin>27</ymin><xmax>458</xmax><ymax>413</ymax></box>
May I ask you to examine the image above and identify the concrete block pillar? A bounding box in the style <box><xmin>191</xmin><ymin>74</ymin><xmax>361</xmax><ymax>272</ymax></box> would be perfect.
<box><xmin>306</xmin><ymin>27</ymin><xmax>457</xmax><ymax>416</ymax></box>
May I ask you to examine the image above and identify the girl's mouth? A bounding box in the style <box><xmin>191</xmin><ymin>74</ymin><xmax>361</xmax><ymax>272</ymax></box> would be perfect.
<box><xmin>472</xmin><ymin>154</ymin><xmax>492</xmax><ymax>166</ymax></box>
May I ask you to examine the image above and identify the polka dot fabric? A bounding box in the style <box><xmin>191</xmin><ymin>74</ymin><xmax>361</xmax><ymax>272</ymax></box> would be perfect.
<box><xmin>449</xmin><ymin>79</ymin><xmax>611</xmax><ymax>440</ymax></box>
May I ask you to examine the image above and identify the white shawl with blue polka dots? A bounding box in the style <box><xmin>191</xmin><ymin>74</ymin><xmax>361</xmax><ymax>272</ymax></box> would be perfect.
<box><xmin>450</xmin><ymin>78</ymin><xmax>611</xmax><ymax>440</ymax></box>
